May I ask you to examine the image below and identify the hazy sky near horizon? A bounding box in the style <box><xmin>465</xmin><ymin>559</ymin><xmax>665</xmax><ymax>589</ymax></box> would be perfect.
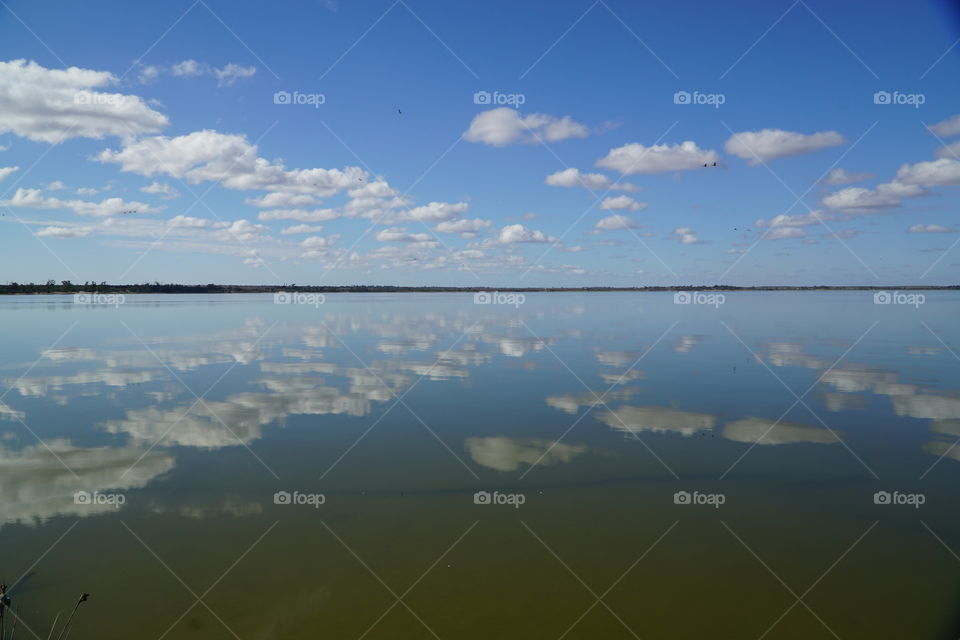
<box><xmin>1</xmin><ymin>0</ymin><xmax>959</xmax><ymax>286</ymax></box>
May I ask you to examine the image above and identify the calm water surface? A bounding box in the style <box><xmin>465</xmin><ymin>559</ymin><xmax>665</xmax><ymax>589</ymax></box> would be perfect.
<box><xmin>1</xmin><ymin>292</ymin><xmax>958</xmax><ymax>639</ymax></box>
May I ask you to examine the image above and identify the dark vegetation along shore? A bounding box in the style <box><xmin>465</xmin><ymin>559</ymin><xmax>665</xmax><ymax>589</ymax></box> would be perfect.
<box><xmin>1</xmin><ymin>281</ymin><xmax>958</xmax><ymax>295</ymax></box>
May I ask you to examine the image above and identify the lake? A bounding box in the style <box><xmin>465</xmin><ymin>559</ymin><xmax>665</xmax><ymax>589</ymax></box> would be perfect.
<box><xmin>1</xmin><ymin>291</ymin><xmax>958</xmax><ymax>639</ymax></box>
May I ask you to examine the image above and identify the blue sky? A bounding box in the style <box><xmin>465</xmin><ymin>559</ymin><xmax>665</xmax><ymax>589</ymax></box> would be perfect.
<box><xmin>1</xmin><ymin>0</ymin><xmax>959</xmax><ymax>286</ymax></box>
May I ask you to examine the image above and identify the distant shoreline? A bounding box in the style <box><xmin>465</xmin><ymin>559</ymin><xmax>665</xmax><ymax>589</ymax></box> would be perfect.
<box><xmin>2</xmin><ymin>283</ymin><xmax>958</xmax><ymax>295</ymax></box>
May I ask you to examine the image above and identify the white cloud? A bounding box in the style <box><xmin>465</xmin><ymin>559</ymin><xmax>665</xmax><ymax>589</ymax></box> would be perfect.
<box><xmin>931</xmin><ymin>114</ymin><xmax>960</xmax><ymax>138</ymax></box>
<box><xmin>464</xmin><ymin>108</ymin><xmax>588</xmax><ymax>146</ymax></box>
<box><xmin>598</xmin><ymin>195</ymin><xmax>646</xmax><ymax>211</ymax></box>
<box><xmin>934</xmin><ymin>141</ymin><xmax>960</xmax><ymax>159</ymax></box>
<box><xmin>46</xmin><ymin>180</ymin><xmax>66</xmax><ymax>191</ymax></box>
<box><xmin>300</xmin><ymin>235</ymin><xmax>339</xmax><ymax>258</ymax></box>
<box><xmin>36</xmin><ymin>225</ymin><xmax>92</xmax><ymax>238</ymax></box>
<box><xmin>0</xmin><ymin>165</ymin><xmax>18</xmax><ymax>181</ymax></box>
<box><xmin>908</xmin><ymin>223</ymin><xmax>955</xmax><ymax>234</ymax></box>
<box><xmin>215</xmin><ymin>63</ymin><xmax>256</xmax><ymax>87</ymax></box>
<box><xmin>465</xmin><ymin>436</ymin><xmax>587</xmax><ymax>471</ymax></box>
<box><xmin>545</xmin><ymin>167</ymin><xmax>636</xmax><ymax>191</ymax></box>
<box><xmin>280</xmin><ymin>224</ymin><xmax>324</xmax><ymax>235</ymax></box>
<box><xmin>168</xmin><ymin>215</ymin><xmax>211</xmax><ymax>228</ymax></box>
<box><xmin>76</xmin><ymin>187</ymin><xmax>98</xmax><ymax>196</ymax></box>
<box><xmin>213</xmin><ymin>219</ymin><xmax>268</xmax><ymax>242</ymax></box>
<box><xmin>823</xmin><ymin>168</ymin><xmax>874</xmax><ymax>185</ymax></box>
<box><xmin>0</xmin><ymin>59</ymin><xmax>168</xmax><ymax>143</ymax></box>
<box><xmin>755</xmin><ymin>210</ymin><xmax>832</xmax><ymax>228</ymax></box>
<box><xmin>725</xmin><ymin>129</ymin><xmax>846</xmax><ymax>164</ymax></box>
<box><xmin>392</xmin><ymin>201</ymin><xmax>468</xmax><ymax>222</ymax></box>
<box><xmin>671</xmin><ymin>227</ymin><xmax>702</xmax><ymax>244</ymax></box>
<box><xmin>2</xmin><ymin>187</ymin><xmax>162</xmax><ymax>217</ymax></box>
<box><xmin>169</xmin><ymin>60</ymin><xmax>256</xmax><ymax>86</ymax></box>
<box><xmin>434</xmin><ymin>217</ymin><xmax>492</xmax><ymax>236</ymax></box>
<box><xmin>766</xmin><ymin>226</ymin><xmax>807</xmax><ymax>240</ymax></box>
<box><xmin>597</xmin><ymin>141</ymin><xmax>718</xmax><ymax>174</ymax></box>
<box><xmin>821</xmin><ymin>181</ymin><xmax>925</xmax><ymax>211</ymax></box>
<box><xmin>895</xmin><ymin>157</ymin><xmax>960</xmax><ymax>187</ymax></box>
<box><xmin>140</xmin><ymin>181</ymin><xmax>181</xmax><ymax>200</ymax></box>
<box><xmin>375</xmin><ymin>227</ymin><xmax>435</xmax><ymax>243</ymax></box>
<box><xmin>244</xmin><ymin>192</ymin><xmax>318</xmax><ymax>208</ymax></box>
<box><xmin>498</xmin><ymin>224</ymin><xmax>556</xmax><ymax>244</ymax></box>
<box><xmin>595</xmin><ymin>214</ymin><xmax>639</xmax><ymax>230</ymax></box>
<box><xmin>97</xmin><ymin>129</ymin><xmax>366</xmax><ymax>194</ymax></box>
<box><xmin>257</xmin><ymin>208</ymin><xmax>339</xmax><ymax>222</ymax></box>
<box><xmin>137</xmin><ymin>64</ymin><xmax>159</xmax><ymax>85</ymax></box>
<box><xmin>172</xmin><ymin>60</ymin><xmax>205</xmax><ymax>77</ymax></box>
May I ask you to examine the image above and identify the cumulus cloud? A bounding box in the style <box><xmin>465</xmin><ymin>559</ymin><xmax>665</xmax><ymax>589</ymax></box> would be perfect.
<box><xmin>244</xmin><ymin>191</ymin><xmax>318</xmax><ymax>208</ymax></box>
<box><xmin>36</xmin><ymin>225</ymin><xmax>93</xmax><ymax>237</ymax></box>
<box><xmin>257</xmin><ymin>208</ymin><xmax>339</xmax><ymax>223</ymax></box>
<box><xmin>464</xmin><ymin>108</ymin><xmax>589</xmax><ymax>146</ymax></box>
<box><xmin>671</xmin><ymin>227</ymin><xmax>702</xmax><ymax>244</ymax></box>
<box><xmin>933</xmin><ymin>141</ymin><xmax>960</xmax><ymax>160</ymax></box>
<box><xmin>391</xmin><ymin>201</ymin><xmax>469</xmax><ymax>222</ymax></box>
<box><xmin>0</xmin><ymin>59</ymin><xmax>168</xmax><ymax>143</ymax></box>
<box><xmin>930</xmin><ymin>114</ymin><xmax>960</xmax><ymax>138</ymax></box>
<box><xmin>465</xmin><ymin>436</ymin><xmax>588</xmax><ymax>471</ymax></box>
<box><xmin>595</xmin><ymin>214</ymin><xmax>639</xmax><ymax>230</ymax></box>
<box><xmin>821</xmin><ymin>181</ymin><xmax>925</xmax><ymax>211</ymax></box>
<box><xmin>823</xmin><ymin>168</ymin><xmax>874</xmax><ymax>185</ymax></box>
<box><xmin>2</xmin><ymin>187</ymin><xmax>161</xmax><ymax>217</ymax></box>
<box><xmin>908</xmin><ymin>223</ymin><xmax>955</xmax><ymax>234</ymax></box>
<box><xmin>544</xmin><ymin>167</ymin><xmax>636</xmax><ymax>191</ymax></box>
<box><xmin>725</xmin><ymin>129</ymin><xmax>846</xmax><ymax>164</ymax></box>
<box><xmin>97</xmin><ymin>129</ymin><xmax>366</xmax><ymax>194</ymax></box>
<box><xmin>598</xmin><ymin>195</ymin><xmax>646</xmax><ymax>211</ymax></box>
<box><xmin>0</xmin><ymin>166</ymin><xmax>18</xmax><ymax>181</ymax></box>
<box><xmin>140</xmin><ymin>181</ymin><xmax>180</xmax><ymax>200</ymax></box>
<box><xmin>597</xmin><ymin>141</ymin><xmax>718</xmax><ymax>174</ymax></box>
<box><xmin>433</xmin><ymin>217</ymin><xmax>492</xmax><ymax>236</ymax></box>
<box><xmin>894</xmin><ymin>157</ymin><xmax>960</xmax><ymax>187</ymax></box>
<box><xmin>375</xmin><ymin>227</ymin><xmax>435</xmax><ymax>243</ymax></box>
<box><xmin>280</xmin><ymin>224</ymin><xmax>324</xmax><ymax>235</ymax></box>
<box><xmin>498</xmin><ymin>223</ymin><xmax>556</xmax><ymax>244</ymax></box>
<box><xmin>755</xmin><ymin>210</ymin><xmax>833</xmax><ymax>228</ymax></box>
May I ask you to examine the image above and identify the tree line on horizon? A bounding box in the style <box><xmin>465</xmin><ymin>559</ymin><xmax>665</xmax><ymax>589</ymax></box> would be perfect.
<box><xmin>1</xmin><ymin>281</ymin><xmax>957</xmax><ymax>295</ymax></box>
